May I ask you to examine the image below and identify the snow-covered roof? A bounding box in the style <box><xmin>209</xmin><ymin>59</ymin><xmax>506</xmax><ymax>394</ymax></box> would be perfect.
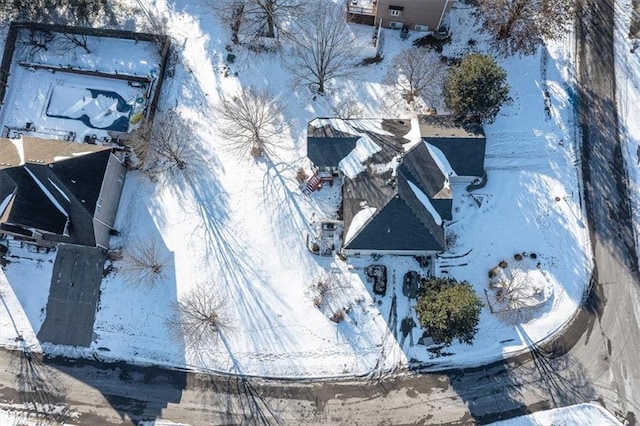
<box><xmin>0</xmin><ymin>136</ymin><xmax>117</xmax><ymax>246</ymax></box>
<box><xmin>307</xmin><ymin>116</ymin><xmax>485</xmax><ymax>253</ymax></box>
<box><xmin>407</xmin><ymin>180</ymin><xmax>442</xmax><ymax>226</ymax></box>
<box><xmin>343</xmin><ymin>206</ymin><xmax>377</xmax><ymax>245</ymax></box>
<box><xmin>426</xmin><ymin>142</ymin><xmax>456</xmax><ymax>177</ymax></box>
<box><xmin>24</xmin><ymin>167</ymin><xmax>69</xmax><ymax>219</ymax></box>
<box><xmin>338</xmin><ymin>135</ymin><xmax>382</xmax><ymax>179</ymax></box>
<box><xmin>334</xmin><ymin>119</ymin><xmax>450</xmax><ymax>253</ymax></box>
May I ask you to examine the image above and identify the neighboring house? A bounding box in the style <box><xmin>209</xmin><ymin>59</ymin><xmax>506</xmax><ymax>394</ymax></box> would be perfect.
<box><xmin>347</xmin><ymin>0</ymin><xmax>454</xmax><ymax>31</ymax></box>
<box><xmin>0</xmin><ymin>136</ymin><xmax>126</xmax><ymax>249</ymax></box>
<box><xmin>306</xmin><ymin>115</ymin><xmax>485</xmax><ymax>257</ymax></box>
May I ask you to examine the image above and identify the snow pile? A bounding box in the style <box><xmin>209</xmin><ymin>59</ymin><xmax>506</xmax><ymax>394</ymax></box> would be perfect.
<box><xmin>344</xmin><ymin>206</ymin><xmax>377</xmax><ymax>244</ymax></box>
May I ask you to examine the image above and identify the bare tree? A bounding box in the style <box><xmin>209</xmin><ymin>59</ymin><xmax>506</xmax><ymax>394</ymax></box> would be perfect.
<box><xmin>488</xmin><ymin>261</ymin><xmax>547</xmax><ymax>325</ymax></box>
<box><xmin>477</xmin><ymin>0</ymin><xmax>580</xmax><ymax>55</ymax></box>
<box><xmin>492</xmin><ymin>267</ymin><xmax>535</xmax><ymax>310</ymax></box>
<box><xmin>131</xmin><ymin>110</ymin><xmax>203</xmax><ymax>179</ymax></box>
<box><xmin>19</xmin><ymin>29</ymin><xmax>55</xmax><ymax>59</ymax></box>
<box><xmin>331</xmin><ymin>98</ymin><xmax>363</xmax><ymax>119</ymax></box>
<box><xmin>57</xmin><ymin>33</ymin><xmax>91</xmax><ymax>54</ymax></box>
<box><xmin>125</xmin><ymin>119</ymin><xmax>154</xmax><ymax>168</ymax></box>
<box><xmin>167</xmin><ymin>282</ymin><xmax>230</xmax><ymax>350</ymax></box>
<box><xmin>384</xmin><ymin>47</ymin><xmax>447</xmax><ymax>110</ymax></box>
<box><xmin>306</xmin><ymin>271</ymin><xmax>344</xmax><ymax>310</ymax></box>
<box><xmin>215</xmin><ymin>87</ymin><xmax>287</xmax><ymax>159</ymax></box>
<box><xmin>120</xmin><ymin>236</ymin><xmax>169</xmax><ymax>287</ymax></box>
<box><xmin>286</xmin><ymin>2</ymin><xmax>359</xmax><ymax>94</ymax></box>
<box><xmin>210</xmin><ymin>0</ymin><xmax>302</xmax><ymax>45</ymax></box>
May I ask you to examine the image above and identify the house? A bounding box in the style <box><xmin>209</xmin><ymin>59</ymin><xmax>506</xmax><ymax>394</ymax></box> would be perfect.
<box><xmin>347</xmin><ymin>0</ymin><xmax>455</xmax><ymax>31</ymax></box>
<box><xmin>306</xmin><ymin>115</ymin><xmax>485</xmax><ymax>257</ymax></box>
<box><xmin>0</xmin><ymin>136</ymin><xmax>126</xmax><ymax>249</ymax></box>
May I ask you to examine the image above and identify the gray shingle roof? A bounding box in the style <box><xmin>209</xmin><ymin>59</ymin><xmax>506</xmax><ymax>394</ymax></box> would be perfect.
<box><xmin>307</xmin><ymin>116</ymin><xmax>485</xmax><ymax>253</ymax></box>
<box><xmin>343</xmin><ymin>173</ymin><xmax>445</xmax><ymax>252</ymax></box>
<box><xmin>419</xmin><ymin>115</ymin><xmax>486</xmax><ymax>177</ymax></box>
<box><xmin>339</xmin><ymin>122</ymin><xmax>450</xmax><ymax>252</ymax></box>
<box><xmin>307</xmin><ymin>123</ymin><xmax>359</xmax><ymax>168</ymax></box>
<box><xmin>397</xmin><ymin>141</ymin><xmax>452</xmax><ymax>221</ymax></box>
<box><xmin>0</xmin><ymin>137</ymin><xmax>115</xmax><ymax>247</ymax></box>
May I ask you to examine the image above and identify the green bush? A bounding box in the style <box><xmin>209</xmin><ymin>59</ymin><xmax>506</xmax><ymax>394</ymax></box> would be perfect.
<box><xmin>416</xmin><ymin>277</ymin><xmax>483</xmax><ymax>345</ymax></box>
<box><xmin>443</xmin><ymin>53</ymin><xmax>510</xmax><ymax>124</ymax></box>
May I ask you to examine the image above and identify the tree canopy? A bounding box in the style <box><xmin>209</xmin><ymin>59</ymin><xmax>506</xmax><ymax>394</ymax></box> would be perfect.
<box><xmin>0</xmin><ymin>0</ymin><xmax>111</xmax><ymax>25</ymax></box>
<box><xmin>286</xmin><ymin>2</ymin><xmax>358</xmax><ymax>94</ymax></box>
<box><xmin>443</xmin><ymin>53</ymin><xmax>510</xmax><ymax>124</ymax></box>
<box><xmin>416</xmin><ymin>277</ymin><xmax>483</xmax><ymax>345</ymax></box>
<box><xmin>477</xmin><ymin>0</ymin><xmax>580</xmax><ymax>55</ymax></box>
<box><xmin>384</xmin><ymin>46</ymin><xmax>446</xmax><ymax>110</ymax></box>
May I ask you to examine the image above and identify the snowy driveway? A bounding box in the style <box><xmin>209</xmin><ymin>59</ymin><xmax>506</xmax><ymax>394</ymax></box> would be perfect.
<box><xmin>37</xmin><ymin>244</ymin><xmax>106</xmax><ymax>347</ymax></box>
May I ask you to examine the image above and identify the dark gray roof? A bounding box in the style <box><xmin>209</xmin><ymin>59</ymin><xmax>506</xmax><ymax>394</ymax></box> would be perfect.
<box><xmin>341</xmin><ymin>131</ymin><xmax>450</xmax><ymax>253</ymax></box>
<box><xmin>397</xmin><ymin>141</ymin><xmax>452</xmax><ymax>221</ymax></box>
<box><xmin>307</xmin><ymin>119</ymin><xmax>410</xmax><ymax>168</ymax></box>
<box><xmin>426</xmin><ymin>138</ymin><xmax>486</xmax><ymax>177</ymax></box>
<box><xmin>343</xmin><ymin>172</ymin><xmax>445</xmax><ymax>252</ymax></box>
<box><xmin>307</xmin><ymin>116</ymin><xmax>483</xmax><ymax>253</ymax></box>
<box><xmin>418</xmin><ymin>115</ymin><xmax>486</xmax><ymax>177</ymax></box>
<box><xmin>307</xmin><ymin>123</ymin><xmax>359</xmax><ymax>168</ymax></box>
<box><xmin>0</xmin><ymin>138</ymin><xmax>115</xmax><ymax>246</ymax></box>
<box><xmin>1</xmin><ymin>166</ymin><xmax>69</xmax><ymax>235</ymax></box>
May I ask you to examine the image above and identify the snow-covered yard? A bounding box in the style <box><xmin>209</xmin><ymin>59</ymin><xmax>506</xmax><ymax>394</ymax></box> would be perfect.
<box><xmin>489</xmin><ymin>402</ymin><xmax>622</xmax><ymax>426</ymax></box>
<box><xmin>0</xmin><ymin>1</ymin><xmax>591</xmax><ymax>378</ymax></box>
<box><xmin>0</xmin><ymin>246</ymin><xmax>53</xmax><ymax>352</ymax></box>
<box><xmin>616</xmin><ymin>0</ymin><xmax>640</xmax><ymax>260</ymax></box>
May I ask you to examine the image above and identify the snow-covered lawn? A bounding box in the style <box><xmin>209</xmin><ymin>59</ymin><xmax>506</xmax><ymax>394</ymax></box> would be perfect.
<box><xmin>489</xmin><ymin>403</ymin><xmax>622</xmax><ymax>426</ymax></box>
<box><xmin>616</xmin><ymin>0</ymin><xmax>640</xmax><ymax>257</ymax></box>
<box><xmin>0</xmin><ymin>246</ymin><xmax>53</xmax><ymax>352</ymax></box>
<box><xmin>0</xmin><ymin>1</ymin><xmax>591</xmax><ymax>378</ymax></box>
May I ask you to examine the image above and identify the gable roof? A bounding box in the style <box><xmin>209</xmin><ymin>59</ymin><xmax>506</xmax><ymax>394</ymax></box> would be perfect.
<box><xmin>0</xmin><ymin>166</ymin><xmax>69</xmax><ymax>235</ymax></box>
<box><xmin>307</xmin><ymin>121</ymin><xmax>360</xmax><ymax>168</ymax></box>
<box><xmin>307</xmin><ymin>116</ymin><xmax>485</xmax><ymax>254</ymax></box>
<box><xmin>418</xmin><ymin>115</ymin><xmax>486</xmax><ymax>177</ymax></box>
<box><xmin>397</xmin><ymin>140</ymin><xmax>452</xmax><ymax>221</ymax></box>
<box><xmin>343</xmin><ymin>171</ymin><xmax>446</xmax><ymax>252</ymax></box>
<box><xmin>337</xmin><ymin>120</ymin><xmax>451</xmax><ymax>253</ymax></box>
<box><xmin>0</xmin><ymin>137</ymin><xmax>115</xmax><ymax>246</ymax></box>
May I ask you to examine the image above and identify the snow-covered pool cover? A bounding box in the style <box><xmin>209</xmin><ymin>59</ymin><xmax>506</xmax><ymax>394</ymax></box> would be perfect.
<box><xmin>46</xmin><ymin>85</ymin><xmax>132</xmax><ymax>131</ymax></box>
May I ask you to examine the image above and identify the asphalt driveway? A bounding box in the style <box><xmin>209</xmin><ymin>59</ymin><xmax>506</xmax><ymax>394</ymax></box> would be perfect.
<box><xmin>37</xmin><ymin>244</ymin><xmax>106</xmax><ymax>347</ymax></box>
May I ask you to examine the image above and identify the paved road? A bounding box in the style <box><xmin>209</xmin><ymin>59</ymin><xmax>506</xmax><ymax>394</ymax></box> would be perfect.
<box><xmin>2</xmin><ymin>2</ymin><xmax>640</xmax><ymax>425</ymax></box>
<box><xmin>573</xmin><ymin>0</ymin><xmax>640</xmax><ymax>418</ymax></box>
